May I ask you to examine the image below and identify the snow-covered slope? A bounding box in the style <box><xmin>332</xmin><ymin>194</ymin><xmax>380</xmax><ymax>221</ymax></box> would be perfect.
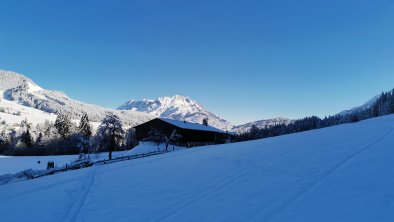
<box><xmin>118</xmin><ymin>95</ymin><xmax>233</xmax><ymax>130</ymax></box>
<box><xmin>1</xmin><ymin>115</ymin><xmax>394</xmax><ymax>221</ymax></box>
<box><xmin>338</xmin><ymin>95</ymin><xmax>379</xmax><ymax>116</ymax></box>
<box><xmin>0</xmin><ymin>70</ymin><xmax>153</xmax><ymax>127</ymax></box>
<box><xmin>0</xmin><ymin>90</ymin><xmax>57</xmax><ymax>126</ymax></box>
<box><xmin>233</xmin><ymin>117</ymin><xmax>294</xmax><ymax>134</ymax></box>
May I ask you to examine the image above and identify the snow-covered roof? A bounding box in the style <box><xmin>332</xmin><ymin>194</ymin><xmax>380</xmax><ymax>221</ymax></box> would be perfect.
<box><xmin>159</xmin><ymin>118</ymin><xmax>229</xmax><ymax>134</ymax></box>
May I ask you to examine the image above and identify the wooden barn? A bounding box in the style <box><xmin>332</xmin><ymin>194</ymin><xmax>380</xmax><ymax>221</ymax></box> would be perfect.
<box><xmin>134</xmin><ymin>118</ymin><xmax>233</xmax><ymax>147</ymax></box>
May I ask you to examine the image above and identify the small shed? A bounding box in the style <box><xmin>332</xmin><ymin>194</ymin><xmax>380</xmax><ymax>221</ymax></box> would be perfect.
<box><xmin>134</xmin><ymin>118</ymin><xmax>232</xmax><ymax>147</ymax></box>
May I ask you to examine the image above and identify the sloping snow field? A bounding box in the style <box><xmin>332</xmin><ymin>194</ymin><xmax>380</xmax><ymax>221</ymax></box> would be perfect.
<box><xmin>1</xmin><ymin>115</ymin><xmax>394</xmax><ymax>221</ymax></box>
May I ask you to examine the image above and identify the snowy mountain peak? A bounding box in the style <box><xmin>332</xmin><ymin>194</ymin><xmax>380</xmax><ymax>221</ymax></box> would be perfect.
<box><xmin>118</xmin><ymin>95</ymin><xmax>232</xmax><ymax>130</ymax></box>
<box><xmin>0</xmin><ymin>69</ymin><xmax>153</xmax><ymax>126</ymax></box>
<box><xmin>0</xmin><ymin>70</ymin><xmax>40</xmax><ymax>92</ymax></box>
<box><xmin>118</xmin><ymin>95</ymin><xmax>200</xmax><ymax>113</ymax></box>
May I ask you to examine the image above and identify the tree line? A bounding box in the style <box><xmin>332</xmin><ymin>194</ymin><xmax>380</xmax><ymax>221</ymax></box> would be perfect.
<box><xmin>0</xmin><ymin>112</ymin><xmax>137</xmax><ymax>159</ymax></box>
<box><xmin>236</xmin><ymin>89</ymin><xmax>394</xmax><ymax>141</ymax></box>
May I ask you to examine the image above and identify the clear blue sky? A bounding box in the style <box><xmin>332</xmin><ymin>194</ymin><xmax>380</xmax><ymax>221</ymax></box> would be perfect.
<box><xmin>1</xmin><ymin>0</ymin><xmax>394</xmax><ymax>124</ymax></box>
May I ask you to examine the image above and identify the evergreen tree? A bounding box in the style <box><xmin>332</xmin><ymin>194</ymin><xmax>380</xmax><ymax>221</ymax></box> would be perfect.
<box><xmin>20</xmin><ymin>129</ymin><xmax>33</xmax><ymax>147</ymax></box>
<box><xmin>77</xmin><ymin>113</ymin><xmax>92</xmax><ymax>158</ymax></box>
<box><xmin>54</xmin><ymin>113</ymin><xmax>72</xmax><ymax>139</ymax></box>
<box><xmin>250</xmin><ymin>124</ymin><xmax>259</xmax><ymax>138</ymax></box>
<box><xmin>97</xmin><ymin>113</ymin><xmax>125</xmax><ymax>160</ymax></box>
<box><xmin>35</xmin><ymin>132</ymin><xmax>43</xmax><ymax>147</ymax></box>
<box><xmin>0</xmin><ymin>129</ymin><xmax>9</xmax><ymax>153</ymax></box>
<box><xmin>78</xmin><ymin>113</ymin><xmax>92</xmax><ymax>138</ymax></box>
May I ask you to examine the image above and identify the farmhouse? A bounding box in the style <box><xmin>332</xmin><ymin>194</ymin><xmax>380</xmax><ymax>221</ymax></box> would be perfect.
<box><xmin>134</xmin><ymin>118</ymin><xmax>233</xmax><ymax>147</ymax></box>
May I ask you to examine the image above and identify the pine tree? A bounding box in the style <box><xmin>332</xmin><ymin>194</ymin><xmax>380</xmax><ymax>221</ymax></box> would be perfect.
<box><xmin>54</xmin><ymin>113</ymin><xmax>72</xmax><ymax>139</ymax></box>
<box><xmin>0</xmin><ymin>129</ymin><xmax>9</xmax><ymax>153</ymax></box>
<box><xmin>97</xmin><ymin>113</ymin><xmax>125</xmax><ymax>160</ymax></box>
<box><xmin>35</xmin><ymin>132</ymin><xmax>43</xmax><ymax>147</ymax></box>
<box><xmin>78</xmin><ymin>113</ymin><xmax>92</xmax><ymax>138</ymax></box>
<box><xmin>20</xmin><ymin>129</ymin><xmax>33</xmax><ymax>147</ymax></box>
<box><xmin>77</xmin><ymin>113</ymin><xmax>92</xmax><ymax>157</ymax></box>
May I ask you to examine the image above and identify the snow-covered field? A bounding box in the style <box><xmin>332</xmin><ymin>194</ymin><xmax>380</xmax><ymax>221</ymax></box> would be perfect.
<box><xmin>0</xmin><ymin>143</ymin><xmax>180</xmax><ymax>176</ymax></box>
<box><xmin>1</xmin><ymin>115</ymin><xmax>394</xmax><ymax>221</ymax></box>
<box><xmin>0</xmin><ymin>155</ymin><xmax>79</xmax><ymax>175</ymax></box>
<box><xmin>0</xmin><ymin>151</ymin><xmax>132</xmax><ymax>175</ymax></box>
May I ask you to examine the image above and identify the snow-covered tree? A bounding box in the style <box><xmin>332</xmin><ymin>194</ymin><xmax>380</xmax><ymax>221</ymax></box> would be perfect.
<box><xmin>20</xmin><ymin>118</ymin><xmax>30</xmax><ymax>130</ymax></box>
<box><xmin>0</xmin><ymin>128</ymin><xmax>10</xmax><ymax>153</ymax></box>
<box><xmin>96</xmin><ymin>113</ymin><xmax>125</xmax><ymax>160</ymax></box>
<box><xmin>78</xmin><ymin>113</ymin><xmax>92</xmax><ymax>138</ymax></box>
<box><xmin>76</xmin><ymin>113</ymin><xmax>93</xmax><ymax>157</ymax></box>
<box><xmin>54</xmin><ymin>113</ymin><xmax>73</xmax><ymax>139</ymax></box>
<box><xmin>42</xmin><ymin>120</ymin><xmax>56</xmax><ymax>140</ymax></box>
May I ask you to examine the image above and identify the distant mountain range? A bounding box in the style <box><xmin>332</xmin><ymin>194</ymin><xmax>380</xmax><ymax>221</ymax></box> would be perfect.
<box><xmin>0</xmin><ymin>70</ymin><xmax>233</xmax><ymax>130</ymax></box>
<box><xmin>0</xmin><ymin>69</ymin><xmax>383</xmax><ymax>133</ymax></box>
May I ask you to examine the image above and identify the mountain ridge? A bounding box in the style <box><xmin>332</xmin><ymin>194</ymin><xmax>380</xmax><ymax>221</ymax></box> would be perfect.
<box><xmin>232</xmin><ymin>117</ymin><xmax>294</xmax><ymax>134</ymax></box>
<box><xmin>0</xmin><ymin>70</ymin><xmax>153</xmax><ymax>127</ymax></box>
<box><xmin>118</xmin><ymin>95</ymin><xmax>233</xmax><ymax>130</ymax></box>
<box><xmin>1</xmin><ymin>69</ymin><xmax>385</xmax><ymax>133</ymax></box>
<box><xmin>0</xmin><ymin>70</ymin><xmax>234</xmax><ymax>130</ymax></box>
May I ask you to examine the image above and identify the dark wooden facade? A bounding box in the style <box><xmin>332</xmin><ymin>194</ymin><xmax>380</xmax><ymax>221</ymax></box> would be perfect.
<box><xmin>134</xmin><ymin>118</ymin><xmax>232</xmax><ymax>147</ymax></box>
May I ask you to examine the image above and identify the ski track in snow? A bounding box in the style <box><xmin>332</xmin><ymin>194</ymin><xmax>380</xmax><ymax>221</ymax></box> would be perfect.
<box><xmin>157</xmin><ymin>147</ymin><xmax>296</xmax><ymax>222</ymax></box>
<box><xmin>253</xmin><ymin>127</ymin><xmax>394</xmax><ymax>222</ymax></box>
<box><xmin>63</xmin><ymin>167</ymin><xmax>98</xmax><ymax>222</ymax></box>
<box><xmin>0</xmin><ymin>176</ymin><xmax>85</xmax><ymax>201</ymax></box>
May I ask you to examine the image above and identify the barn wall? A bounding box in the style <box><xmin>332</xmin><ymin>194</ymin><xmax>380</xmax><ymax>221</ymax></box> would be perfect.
<box><xmin>135</xmin><ymin>119</ymin><xmax>230</xmax><ymax>147</ymax></box>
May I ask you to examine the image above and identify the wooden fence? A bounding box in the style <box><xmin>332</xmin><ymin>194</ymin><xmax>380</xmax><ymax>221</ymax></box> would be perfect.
<box><xmin>27</xmin><ymin>150</ymin><xmax>168</xmax><ymax>180</ymax></box>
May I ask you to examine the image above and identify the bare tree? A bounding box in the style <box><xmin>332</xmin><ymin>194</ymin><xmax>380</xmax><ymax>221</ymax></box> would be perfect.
<box><xmin>146</xmin><ymin>128</ymin><xmax>182</xmax><ymax>151</ymax></box>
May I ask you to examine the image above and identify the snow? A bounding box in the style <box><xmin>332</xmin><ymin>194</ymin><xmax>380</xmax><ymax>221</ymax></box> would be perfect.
<box><xmin>0</xmin><ymin>151</ymin><xmax>129</xmax><ymax>175</ymax></box>
<box><xmin>0</xmin><ymin>69</ymin><xmax>154</xmax><ymax>128</ymax></box>
<box><xmin>124</xmin><ymin>142</ymin><xmax>183</xmax><ymax>156</ymax></box>
<box><xmin>0</xmin><ymin>142</ymin><xmax>179</xmax><ymax>176</ymax></box>
<box><xmin>26</xmin><ymin>81</ymin><xmax>46</xmax><ymax>99</ymax></box>
<box><xmin>0</xmin><ymin>93</ymin><xmax>57</xmax><ymax>125</ymax></box>
<box><xmin>0</xmin><ymin>70</ymin><xmax>36</xmax><ymax>91</ymax></box>
<box><xmin>0</xmin><ymin>155</ymin><xmax>79</xmax><ymax>175</ymax></box>
<box><xmin>233</xmin><ymin>117</ymin><xmax>294</xmax><ymax>134</ymax></box>
<box><xmin>26</xmin><ymin>81</ymin><xmax>43</xmax><ymax>92</ymax></box>
<box><xmin>1</xmin><ymin>114</ymin><xmax>394</xmax><ymax>221</ymax></box>
<box><xmin>160</xmin><ymin>118</ymin><xmax>228</xmax><ymax>133</ymax></box>
<box><xmin>118</xmin><ymin>95</ymin><xmax>233</xmax><ymax>130</ymax></box>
